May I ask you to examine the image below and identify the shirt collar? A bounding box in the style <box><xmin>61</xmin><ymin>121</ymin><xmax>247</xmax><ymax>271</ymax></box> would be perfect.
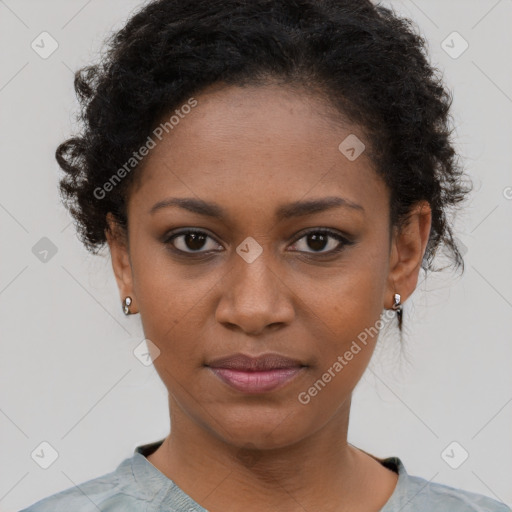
<box><xmin>132</xmin><ymin>438</ymin><xmax>209</xmax><ymax>510</ymax></box>
<box><xmin>131</xmin><ymin>439</ymin><xmax>408</xmax><ymax>511</ymax></box>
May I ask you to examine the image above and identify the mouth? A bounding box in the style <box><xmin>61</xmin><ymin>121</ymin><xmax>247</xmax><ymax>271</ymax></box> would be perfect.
<box><xmin>205</xmin><ymin>352</ymin><xmax>308</xmax><ymax>394</ymax></box>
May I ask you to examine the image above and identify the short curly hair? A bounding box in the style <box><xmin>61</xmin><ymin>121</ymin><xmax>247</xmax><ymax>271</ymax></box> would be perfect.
<box><xmin>57</xmin><ymin>0</ymin><xmax>472</xmax><ymax>291</ymax></box>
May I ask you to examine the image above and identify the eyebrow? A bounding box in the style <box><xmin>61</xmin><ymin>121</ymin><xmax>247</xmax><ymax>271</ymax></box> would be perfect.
<box><xmin>149</xmin><ymin>196</ymin><xmax>365</xmax><ymax>220</ymax></box>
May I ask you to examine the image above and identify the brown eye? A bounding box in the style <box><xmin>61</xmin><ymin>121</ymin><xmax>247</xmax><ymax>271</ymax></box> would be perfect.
<box><xmin>165</xmin><ymin>230</ymin><xmax>223</xmax><ymax>254</ymax></box>
<box><xmin>289</xmin><ymin>229</ymin><xmax>352</xmax><ymax>255</ymax></box>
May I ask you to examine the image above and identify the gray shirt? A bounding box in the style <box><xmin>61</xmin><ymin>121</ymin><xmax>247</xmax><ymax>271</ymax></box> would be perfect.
<box><xmin>20</xmin><ymin>439</ymin><xmax>511</xmax><ymax>511</ymax></box>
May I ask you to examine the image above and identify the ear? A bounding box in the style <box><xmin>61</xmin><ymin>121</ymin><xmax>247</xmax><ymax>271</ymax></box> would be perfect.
<box><xmin>105</xmin><ymin>213</ymin><xmax>137</xmax><ymax>313</ymax></box>
<box><xmin>385</xmin><ymin>200</ymin><xmax>432</xmax><ymax>308</ymax></box>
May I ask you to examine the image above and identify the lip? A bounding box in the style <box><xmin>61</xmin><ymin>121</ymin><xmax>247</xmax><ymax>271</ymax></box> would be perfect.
<box><xmin>206</xmin><ymin>352</ymin><xmax>305</xmax><ymax>371</ymax></box>
<box><xmin>209</xmin><ymin>367</ymin><xmax>306</xmax><ymax>393</ymax></box>
<box><xmin>206</xmin><ymin>352</ymin><xmax>307</xmax><ymax>394</ymax></box>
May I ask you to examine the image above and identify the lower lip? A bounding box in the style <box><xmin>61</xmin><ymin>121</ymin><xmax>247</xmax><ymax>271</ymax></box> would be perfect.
<box><xmin>208</xmin><ymin>367</ymin><xmax>305</xmax><ymax>393</ymax></box>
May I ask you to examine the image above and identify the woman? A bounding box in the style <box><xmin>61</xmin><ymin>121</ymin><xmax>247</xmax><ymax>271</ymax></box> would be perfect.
<box><xmin>21</xmin><ymin>0</ymin><xmax>510</xmax><ymax>510</ymax></box>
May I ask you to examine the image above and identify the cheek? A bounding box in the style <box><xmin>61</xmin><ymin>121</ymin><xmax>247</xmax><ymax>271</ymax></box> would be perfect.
<box><xmin>131</xmin><ymin>254</ymin><xmax>231</xmax><ymax>391</ymax></box>
<box><xmin>132</xmin><ymin>241</ymin><xmax>218</xmax><ymax>325</ymax></box>
<box><xmin>302</xmin><ymin>250</ymin><xmax>389</xmax><ymax>384</ymax></box>
<box><xmin>312</xmin><ymin>252</ymin><xmax>388</xmax><ymax>335</ymax></box>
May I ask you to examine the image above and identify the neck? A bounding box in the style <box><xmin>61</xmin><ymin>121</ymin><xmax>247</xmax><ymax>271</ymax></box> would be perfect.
<box><xmin>145</xmin><ymin>394</ymin><xmax>398</xmax><ymax>512</ymax></box>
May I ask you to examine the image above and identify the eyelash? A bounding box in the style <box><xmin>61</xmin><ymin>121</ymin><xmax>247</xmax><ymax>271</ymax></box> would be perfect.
<box><xmin>163</xmin><ymin>228</ymin><xmax>354</xmax><ymax>258</ymax></box>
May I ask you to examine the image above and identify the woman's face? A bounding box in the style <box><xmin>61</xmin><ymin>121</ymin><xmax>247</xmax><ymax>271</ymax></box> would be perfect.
<box><xmin>107</xmin><ymin>83</ymin><xmax>430</xmax><ymax>450</ymax></box>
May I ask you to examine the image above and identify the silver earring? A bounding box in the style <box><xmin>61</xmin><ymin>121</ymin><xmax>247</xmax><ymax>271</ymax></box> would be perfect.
<box><xmin>392</xmin><ymin>293</ymin><xmax>403</xmax><ymax>329</ymax></box>
<box><xmin>122</xmin><ymin>296</ymin><xmax>132</xmax><ymax>315</ymax></box>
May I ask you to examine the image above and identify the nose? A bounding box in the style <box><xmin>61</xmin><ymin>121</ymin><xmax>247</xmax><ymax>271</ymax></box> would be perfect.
<box><xmin>215</xmin><ymin>252</ymin><xmax>295</xmax><ymax>336</ymax></box>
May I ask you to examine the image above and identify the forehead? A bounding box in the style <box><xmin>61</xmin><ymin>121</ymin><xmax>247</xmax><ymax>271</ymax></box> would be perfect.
<box><xmin>128</xmin><ymin>83</ymin><xmax>388</xmax><ymax>222</ymax></box>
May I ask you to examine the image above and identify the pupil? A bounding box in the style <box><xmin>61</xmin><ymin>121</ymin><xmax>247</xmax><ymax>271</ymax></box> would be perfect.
<box><xmin>308</xmin><ymin>233</ymin><xmax>327</xmax><ymax>251</ymax></box>
<box><xmin>186</xmin><ymin>233</ymin><xmax>206</xmax><ymax>251</ymax></box>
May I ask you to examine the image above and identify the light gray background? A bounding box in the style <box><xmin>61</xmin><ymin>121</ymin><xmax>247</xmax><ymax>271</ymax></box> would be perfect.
<box><xmin>1</xmin><ymin>1</ymin><xmax>511</xmax><ymax>510</ymax></box>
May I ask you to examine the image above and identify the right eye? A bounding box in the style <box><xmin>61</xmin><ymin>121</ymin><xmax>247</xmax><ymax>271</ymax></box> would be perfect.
<box><xmin>164</xmin><ymin>229</ymin><xmax>224</xmax><ymax>255</ymax></box>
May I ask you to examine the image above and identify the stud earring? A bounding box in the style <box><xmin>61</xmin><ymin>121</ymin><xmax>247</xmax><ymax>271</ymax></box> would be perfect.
<box><xmin>392</xmin><ymin>292</ymin><xmax>403</xmax><ymax>329</ymax></box>
<box><xmin>122</xmin><ymin>296</ymin><xmax>132</xmax><ymax>315</ymax></box>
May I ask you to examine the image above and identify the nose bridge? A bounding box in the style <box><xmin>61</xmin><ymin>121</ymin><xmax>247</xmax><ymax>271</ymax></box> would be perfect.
<box><xmin>234</xmin><ymin>249</ymin><xmax>276</xmax><ymax>301</ymax></box>
<box><xmin>215</xmin><ymin>243</ymin><xmax>294</xmax><ymax>334</ymax></box>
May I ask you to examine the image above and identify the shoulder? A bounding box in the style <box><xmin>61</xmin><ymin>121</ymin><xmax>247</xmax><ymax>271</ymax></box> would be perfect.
<box><xmin>404</xmin><ymin>473</ymin><xmax>510</xmax><ymax>511</ymax></box>
<box><xmin>380</xmin><ymin>457</ymin><xmax>511</xmax><ymax>512</ymax></box>
<box><xmin>19</xmin><ymin>457</ymin><xmax>148</xmax><ymax>512</ymax></box>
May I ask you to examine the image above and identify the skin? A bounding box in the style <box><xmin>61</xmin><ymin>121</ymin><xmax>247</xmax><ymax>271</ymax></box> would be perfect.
<box><xmin>106</xmin><ymin>82</ymin><xmax>431</xmax><ymax>512</ymax></box>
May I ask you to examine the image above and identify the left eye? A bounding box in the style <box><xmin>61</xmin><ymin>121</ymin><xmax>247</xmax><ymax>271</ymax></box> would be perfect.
<box><xmin>289</xmin><ymin>230</ymin><xmax>349</xmax><ymax>254</ymax></box>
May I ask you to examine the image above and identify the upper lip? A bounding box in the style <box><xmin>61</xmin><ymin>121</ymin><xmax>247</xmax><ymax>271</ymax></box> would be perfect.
<box><xmin>206</xmin><ymin>353</ymin><xmax>306</xmax><ymax>371</ymax></box>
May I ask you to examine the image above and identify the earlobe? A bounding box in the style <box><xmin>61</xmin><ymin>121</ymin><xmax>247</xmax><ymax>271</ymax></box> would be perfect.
<box><xmin>105</xmin><ymin>213</ymin><xmax>137</xmax><ymax>313</ymax></box>
<box><xmin>385</xmin><ymin>201</ymin><xmax>432</xmax><ymax>308</ymax></box>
